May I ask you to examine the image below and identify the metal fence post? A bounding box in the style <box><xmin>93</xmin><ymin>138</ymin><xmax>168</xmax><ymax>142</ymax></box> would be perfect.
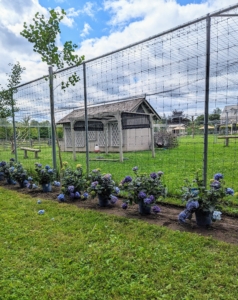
<box><xmin>11</xmin><ymin>93</ymin><xmax>18</xmax><ymax>162</ymax></box>
<box><xmin>83</xmin><ymin>62</ymin><xmax>89</xmax><ymax>176</ymax></box>
<box><xmin>38</xmin><ymin>124</ymin><xmax>40</xmax><ymax>146</ymax></box>
<box><xmin>49</xmin><ymin>66</ymin><xmax>57</xmax><ymax>171</ymax></box>
<box><xmin>203</xmin><ymin>14</ymin><xmax>211</xmax><ymax>188</ymax></box>
<box><xmin>149</xmin><ymin>115</ymin><xmax>155</xmax><ymax>158</ymax></box>
<box><xmin>225</xmin><ymin>110</ymin><xmax>229</xmax><ymax>136</ymax></box>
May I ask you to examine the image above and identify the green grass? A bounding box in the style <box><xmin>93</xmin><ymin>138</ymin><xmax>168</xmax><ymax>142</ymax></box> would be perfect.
<box><xmin>1</xmin><ymin>188</ymin><xmax>238</xmax><ymax>299</ymax></box>
<box><xmin>2</xmin><ymin>134</ymin><xmax>238</xmax><ymax>196</ymax></box>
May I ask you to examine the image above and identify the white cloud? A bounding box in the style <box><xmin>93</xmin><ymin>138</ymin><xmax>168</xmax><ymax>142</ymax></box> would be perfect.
<box><xmin>82</xmin><ymin>2</ymin><xmax>95</xmax><ymax>17</ymax></box>
<box><xmin>66</xmin><ymin>7</ymin><xmax>81</xmax><ymax>17</ymax></box>
<box><xmin>0</xmin><ymin>0</ymin><xmax>47</xmax><ymax>36</ymax></box>
<box><xmin>1</xmin><ymin>0</ymin><xmax>238</xmax><ymax>90</ymax></box>
<box><xmin>0</xmin><ymin>0</ymin><xmax>50</xmax><ymax>86</ymax></box>
<box><xmin>0</xmin><ymin>1</ymin><xmax>73</xmax><ymax>87</ymax></box>
<box><xmin>66</xmin><ymin>2</ymin><xmax>96</xmax><ymax>18</ymax></box>
<box><xmin>58</xmin><ymin>2</ymin><xmax>96</xmax><ymax>28</ymax></box>
<box><xmin>80</xmin><ymin>23</ymin><xmax>92</xmax><ymax>37</ymax></box>
<box><xmin>54</xmin><ymin>6</ymin><xmax>75</xmax><ymax>27</ymax></box>
<box><xmin>73</xmin><ymin>0</ymin><xmax>238</xmax><ymax>117</ymax></box>
<box><xmin>78</xmin><ymin>0</ymin><xmax>238</xmax><ymax>60</ymax></box>
<box><xmin>103</xmin><ymin>0</ymin><xmax>237</xmax><ymax>28</ymax></box>
<box><xmin>104</xmin><ymin>0</ymin><xmax>153</xmax><ymax>27</ymax></box>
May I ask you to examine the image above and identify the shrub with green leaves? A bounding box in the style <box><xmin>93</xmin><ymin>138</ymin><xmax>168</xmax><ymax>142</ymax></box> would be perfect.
<box><xmin>120</xmin><ymin>167</ymin><xmax>166</xmax><ymax>211</ymax></box>
<box><xmin>0</xmin><ymin>158</ymin><xmax>15</xmax><ymax>181</ymax></box>
<box><xmin>181</xmin><ymin>172</ymin><xmax>234</xmax><ymax>213</ymax></box>
<box><xmin>60</xmin><ymin>162</ymin><xmax>87</xmax><ymax>200</ymax></box>
<box><xmin>11</xmin><ymin>162</ymin><xmax>29</xmax><ymax>187</ymax></box>
<box><xmin>35</xmin><ymin>163</ymin><xmax>55</xmax><ymax>184</ymax></box>
<box><xmin>87</xmin><ymin>169</ymin><xmax>119</xmax><ymax>201</ymax></box>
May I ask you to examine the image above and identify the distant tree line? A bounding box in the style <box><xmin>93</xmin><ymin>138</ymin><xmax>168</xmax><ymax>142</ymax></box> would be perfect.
<box><xmin>159</xmin><ymin>108</ymin><xmax>222</xmax><ymax>125</ymax></box>
<box><xmin>0</xmin><ymin>117</ymin><xmax>63</xmax><ymax>140</ymax></box>
<box><xmin>194</xmin><ymin>108</ymin><xmax>222</xmax><ymax>125</ymax></box>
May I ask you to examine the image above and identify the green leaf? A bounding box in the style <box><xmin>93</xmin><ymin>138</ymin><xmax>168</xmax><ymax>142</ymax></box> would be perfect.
<box><xmin>20</xmin><ymin>8</ymin><xmax>85</xmax><ymax>90</ymax></box>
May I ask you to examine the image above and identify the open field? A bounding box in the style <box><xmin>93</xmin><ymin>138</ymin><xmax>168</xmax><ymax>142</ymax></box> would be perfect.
<box><xmin>1</xmin><ymin>187</ymin><xmax>238</xmax><ymax>299</ymax></box>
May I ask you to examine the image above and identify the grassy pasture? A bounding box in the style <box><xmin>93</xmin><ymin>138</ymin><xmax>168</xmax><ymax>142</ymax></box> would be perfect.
<box><xmin>1</xmin><ymin>188</ymin><xmax>238</xmax><ymax>299</ymax></box>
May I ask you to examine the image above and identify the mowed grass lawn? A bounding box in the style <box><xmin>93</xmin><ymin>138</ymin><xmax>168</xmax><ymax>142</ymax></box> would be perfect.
<box><xmin>1</xmin><ymin>134</ymin><xmax>238</xmax><ymax>196</ymax></box>
<box><xmin>1</xmin><ymin>188</ymin><xmax>238</xmax><ymax>300</ymax></box>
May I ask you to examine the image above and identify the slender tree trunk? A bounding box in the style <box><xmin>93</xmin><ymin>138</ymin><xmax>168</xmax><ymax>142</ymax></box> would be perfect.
<box><xmin>53</xmin><ymin>117</ymin><xmax>63</xmax><ymax>169</ymax></box>
<box><xmin>11</xmin><ymin>138</ymin><xmax>15</xmax><ymax>153</ymax></box>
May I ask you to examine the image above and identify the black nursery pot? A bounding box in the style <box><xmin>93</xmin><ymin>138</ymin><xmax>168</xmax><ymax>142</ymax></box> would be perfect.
<box><xmin>195</xmin><ymin>210</ymin><xmax>212</xmax><ymax>227</ymax></box>
<box><xmin>138</xmin><ymin>201</ymin><xmax>151</xmax><ymax>215</ymax></box>
<box><xmin>7</xmin><ymin>178</ymin><xmax>15</xmax><ymax>185</ymax></box>
<box><xmin>42</xmin><ymin>183</ymin><xmax>52</xmax><ymax>193</ymax></box>
<box><xmin>19</xmin><ymin>181</ymin><xmax>26</xmax><ymax>188</ymax></box>
<box><xmin>98</xmin><ymin>194</ymin><xmax>110</xmax><ymax>207</ymax></box>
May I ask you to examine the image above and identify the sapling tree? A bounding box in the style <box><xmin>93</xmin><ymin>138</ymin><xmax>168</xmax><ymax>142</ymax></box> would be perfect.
<box><xmin>0</xmin><ymin>62</ymin><xmax>25</xmax><ymax>118</ymax></box>
<box><xmin>20</xmin><ymin>8</ymin><xmax>85</xmax><ymax>169</ymax></box>
<box><xmin>20</xmin><ymin>9</ymin><xmax>84</xmax><ymax>89</ymax></box>
<box><xmin>0</xmin><ymin>62</ymin><xmax>26</xmax><ymax>158</ymax></box>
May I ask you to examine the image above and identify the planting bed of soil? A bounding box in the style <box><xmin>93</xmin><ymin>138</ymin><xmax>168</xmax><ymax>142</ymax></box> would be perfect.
<box><xmin>1</xmin><ymin>181</ymin><xmax>238</xmax><ymax>244</ymax></box>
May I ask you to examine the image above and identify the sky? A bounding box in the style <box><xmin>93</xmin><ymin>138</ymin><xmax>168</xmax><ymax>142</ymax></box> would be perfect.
<box><xmin>1</xmin><ymin>0</ymin><xmax>238</xmax><ymax>87</ymax></box>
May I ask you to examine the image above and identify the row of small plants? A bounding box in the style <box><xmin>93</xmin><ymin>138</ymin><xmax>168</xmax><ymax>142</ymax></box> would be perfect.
<box><xmin>0</xmin><ymin>159</ymin><xmax>56</xmax><ymax>190</ymax></box>
<box><xmin>58</xmin><ymin>162</ymin><xmax>165</xmax><ymax>214</ymax></box>
<box><xmin>0</xmin><ymin>159</ymin><xmax>167</xmax><ymax>214</ymax></box>
<box><xmin>0</xmin><ymin>158</ymin><xmax>236</xmax><ymax>223</ymax></box>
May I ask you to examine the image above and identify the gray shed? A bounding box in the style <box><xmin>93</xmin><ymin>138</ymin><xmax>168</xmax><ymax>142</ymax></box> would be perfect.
<box><xmin>57</xmin><ymin>97</ymin><xmax>161</xmax><ymax>161</ymax></box>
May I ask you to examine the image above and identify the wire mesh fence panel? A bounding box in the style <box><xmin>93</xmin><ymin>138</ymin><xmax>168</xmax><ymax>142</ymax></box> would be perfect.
<box><xmin>0</xmin><ymin>77</ymin><xmax>52</xmax><ymax>170</ymax></box>
<box><xmin>75</xmin><ymin>14</ymin><xmax>209</xmax><ymax>193</ymax></box>
<box><xmin>207</xmin><ymin>7</ymin><xmax>238</xmax><ymax>190</ymax></box>
<box><xmin>1</xmin><ymin>4</ymin><xmax>238</xmax><ymax>195</ymax></box>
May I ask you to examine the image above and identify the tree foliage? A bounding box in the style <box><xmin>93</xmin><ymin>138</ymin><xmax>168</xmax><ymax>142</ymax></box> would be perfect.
<box><xmin>195</xmin><ymin>114</ymin><xmax>204</xmax><ymax>125</ymax></box>
<box><xmin>20</xmin><ymin>9</ymin><xmax>85</xmax><ymax>90</ymax></box>
<box><xmin>209</xmin><ymin>113</ymin><xmax>220</xmax><ymax>122</ymax></box>
<box><xmin>20</xmin><ymin>8</ymin><xmax>84</xmax><ymax>168</ymax></box>
<box><xmin>195</xmin><ymin>108</ymin><xmax>221</xmax><ymax>125</ymax></box>
<box><xmin>213</xmin><ymin>108</ymin><xmax>222</xmax><ymax>115</ymax></box>
<box><xmin>0</xmin><ymin>62</ymin><xmax>25</xmax><ymax>118</ymax></box>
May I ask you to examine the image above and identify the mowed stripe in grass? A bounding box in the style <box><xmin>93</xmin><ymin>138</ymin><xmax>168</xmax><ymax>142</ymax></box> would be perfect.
<box><xmin>1</xmin><ymin>188</ymin><xmax>238</xmax><ymax>299</ymax></box>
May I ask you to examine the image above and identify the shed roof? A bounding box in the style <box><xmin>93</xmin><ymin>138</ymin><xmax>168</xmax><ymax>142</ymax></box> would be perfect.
<box><xmin>174</xmin><ymin>126</ymin><xmax>186</xmax><ymax>130</ymax></box>
<box><xmin>168</xmin><ymin>124</ymin><xmax>186</xmax><ymax>128</ymax></box>
<box><xmin>57</xmin><ymin>97</ymin><xmax>160</xmax><ymax>124</ymax></box>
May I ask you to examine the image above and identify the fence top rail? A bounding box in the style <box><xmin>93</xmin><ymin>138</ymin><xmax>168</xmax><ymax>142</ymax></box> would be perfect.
<box><xmin>14</xmin><ymin>2</ymin><xmax>238</xmax><ymax>89</ymax></box>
